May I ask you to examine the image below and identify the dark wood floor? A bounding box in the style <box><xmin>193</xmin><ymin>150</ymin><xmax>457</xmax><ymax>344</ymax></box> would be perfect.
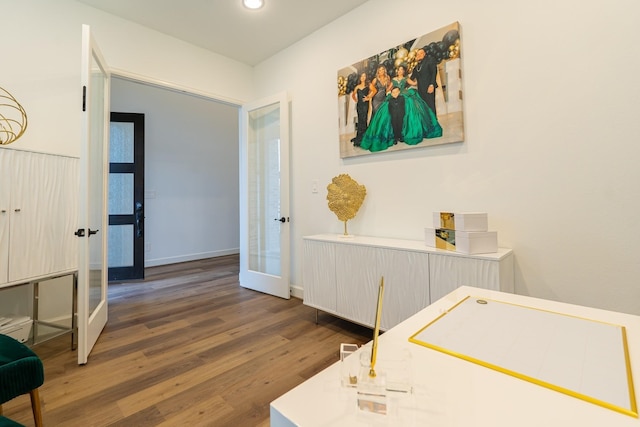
<box><xmin>3</xmin><ymin>255</ymin><xmax>372</xmax><ymax>426</ymax></box>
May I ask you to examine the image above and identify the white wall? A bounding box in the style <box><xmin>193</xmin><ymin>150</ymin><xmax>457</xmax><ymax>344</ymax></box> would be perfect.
<box><xmin>0</xmin><ymin>0</ymin><xmax>253</xmax><ymax>157</ymax></box>
<box><xmin>3</xmin><ymin>0</ymin><xmax>639</xmax><ymax>316</ymax></box>
<box><xmin>111</xmin><ymin>78</ymin><xmax>240</xmax><ymax>266</ymax></box>
<box><xmin>254</xmin><ymin>0</ymin><xmax>640</xmax><ymax>315</ymax></box>
<box><xmin>1</xmin><ymin>0</ymin><xmax>249</xmax><ymax>264</ymax></box>
<box><xmin>0</xmin><ymin>0</ymin><xmax>249</xmax><ymax>321</ymax></box>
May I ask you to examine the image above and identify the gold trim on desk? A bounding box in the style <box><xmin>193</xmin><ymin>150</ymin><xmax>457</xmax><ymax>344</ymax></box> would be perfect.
<box><xmin>409</xmin><ymin>296</ymin><xmax>638</xmax><ymax>418</ymax></box>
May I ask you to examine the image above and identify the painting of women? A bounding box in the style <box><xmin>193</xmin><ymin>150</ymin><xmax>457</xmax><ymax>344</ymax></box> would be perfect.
<box><xmin>359</xmin><ymin>65</ymin><xmax>442</xmax><ymax>152</ymax></box>
<box><xmin>337</xmin><ymin>21</ymin><xmax>463</xmax><ymax>158</ymax></box>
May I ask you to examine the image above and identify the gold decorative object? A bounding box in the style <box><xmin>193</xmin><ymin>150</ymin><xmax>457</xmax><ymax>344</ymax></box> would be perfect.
<box><xmin>369</xmin><ymin>276</ymin><xmax>384</xmax><ymax>378</ymax></box>
<box><xmin>0</xmin><ymin>86</ymin><xmax>28</xmax><ymax>145</ymax></box>
<box><xmin>326</xmin><ymin>174</ymin><xmax>366</xmax><ymax>236</ymax></box>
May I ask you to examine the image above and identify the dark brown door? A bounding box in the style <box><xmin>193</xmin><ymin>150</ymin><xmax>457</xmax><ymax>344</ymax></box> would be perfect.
<box><xmin>108</xmin><ymin>112</ymin><xmax>145</xmax><ymax>281</ymax></box>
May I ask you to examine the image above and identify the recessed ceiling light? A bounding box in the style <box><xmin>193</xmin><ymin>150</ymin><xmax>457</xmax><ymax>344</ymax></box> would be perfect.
<box><xmin>243</xmin><ymin>0</ymin><xmax>264</xmax><ymax>9</ymax></box>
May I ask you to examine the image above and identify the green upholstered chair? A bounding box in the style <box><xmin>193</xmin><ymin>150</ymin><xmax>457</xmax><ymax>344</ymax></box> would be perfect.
<box><xmin>0</xmin><ymin>415</ymin><xmax>25</xmax><ymax>426</ymax></box>
<box><xmin>0</xmin><ymin>334</ymin><xmax>44</xmax><ymax>427</ymax></box>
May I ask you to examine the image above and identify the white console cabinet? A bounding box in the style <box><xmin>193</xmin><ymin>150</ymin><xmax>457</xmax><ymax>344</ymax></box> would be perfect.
<box><xmin>303</xmin><ymin>234</ymin><xmax>513</xmax><ymax>330</ymax></box>
<box><xmin>0</xmin><ymin>148</ymin><xmax>78</xmax><ymax>287</ymax></box>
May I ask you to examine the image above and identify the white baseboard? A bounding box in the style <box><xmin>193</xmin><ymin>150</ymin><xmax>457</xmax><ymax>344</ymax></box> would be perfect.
<box><xmin>290</xmin><ymin>284</ymin><xmax>303</xmax><ymax>300</ymax></box>
<box><xmin>145</xmin><ymin>249</ymin><xmax>239</xmax><ymax>268</ymax></box>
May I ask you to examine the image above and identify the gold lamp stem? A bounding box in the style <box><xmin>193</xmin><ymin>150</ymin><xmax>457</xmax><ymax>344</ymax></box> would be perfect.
<box><xmin>343</xmin><ymin>220</ymin><xmax>348</xmax><ymax>236</ymax></box>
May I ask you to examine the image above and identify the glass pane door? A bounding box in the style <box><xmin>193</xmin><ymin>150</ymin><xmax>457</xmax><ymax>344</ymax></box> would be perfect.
<box><xmin>240</xmin><ymin>92</ymin><xmax>290</xmax><ymax>299</ymax></box>
<box><xmin>108</xmin><ymin>134</ymin><xmax>134</xmax><ymax>269</ymax></box>
<box><xmin>88</xmin><ymin>54</ymin><xmax>105</xmax><ymax>316</ymax></box>
<box><xmin>108</xmin><ymin>113</ymin><xmax>145</xmax><ymax>281</ymax></box>
<box><xmin>248</xmin><ymin>102</ymin><xmax>282</xmax><ymax>277</ymax></box>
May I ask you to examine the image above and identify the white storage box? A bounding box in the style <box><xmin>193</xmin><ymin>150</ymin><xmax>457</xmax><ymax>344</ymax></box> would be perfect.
<box><xmin>433</xmin><ymin>212</ymin><xmax>488</xmax><ymax>231</ymax></box>
<box><xmin>0</xmin><ymin>316</ymin><xmax>33</xmax><ymax>343</ymax></box>
<box><xmin>455</xmin><ymin>231</ymin><xmax>498</xmax><ymax>254</ymax></box>
<box><xmin>425</xmin><ymin>228</ymin><xmax>456</xmax><ymax>251</ymax></box>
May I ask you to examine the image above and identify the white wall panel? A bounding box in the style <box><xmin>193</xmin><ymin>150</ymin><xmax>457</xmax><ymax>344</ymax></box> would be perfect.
<box><xmin>429</xmin><ymin>254</ymin><xmax>500</xmax><ymax>303</ymax></box>
<box><xmin>302</xmin><ymin>239</ymin><xmax>337</xmax><ymax>313</ymax></box>
<box><xmin>378</xmin><ymin>249</ymin><xmax>430</xmax><ymax>330</ymax></box>
<box><xmin>335</xmin><ymin>243</ymin><xmax>380</xmax><ymax>327</ymax></box>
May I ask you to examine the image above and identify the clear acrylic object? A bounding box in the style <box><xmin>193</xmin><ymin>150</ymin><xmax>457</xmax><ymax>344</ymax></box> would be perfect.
<box><xmin>340</xmin><ymin>343</ymin><xmax>360</xmax><ymax>387</ymax></box>
<box><xmin>379</xmin><ymin>348</ymin><xmax>413</xmax><ymax>394</ymax></box>
<box><xmin>357</xmin><ymin>350</ymin><xmax>388</xmax><ymax>415</ymax></box>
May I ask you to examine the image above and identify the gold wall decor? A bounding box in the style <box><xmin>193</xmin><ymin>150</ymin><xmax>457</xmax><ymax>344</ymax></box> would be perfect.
<box><xmin>326</xmin><ymin>174</ymin><xmax>367</xmax><ymax>236</ymax></box>
<box><xmin>0</xmin><ymin>86</ymin><xmax>28</xmax><ymax>145</ymax></box>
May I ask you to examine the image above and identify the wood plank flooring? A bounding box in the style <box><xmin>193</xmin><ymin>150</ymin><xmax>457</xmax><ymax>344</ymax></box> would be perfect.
<box><xmin>3</xmin><ymin>255</ymin><xmax>372</xmax><ymax>426</ymax></box>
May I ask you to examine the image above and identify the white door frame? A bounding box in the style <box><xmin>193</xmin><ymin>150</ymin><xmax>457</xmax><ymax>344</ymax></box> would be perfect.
<box><xmin>239</xmin><ymin>92</ymin><xmax>290</xmax><ymax>299</ymax></box>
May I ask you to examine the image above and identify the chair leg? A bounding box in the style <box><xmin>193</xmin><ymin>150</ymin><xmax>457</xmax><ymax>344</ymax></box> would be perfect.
<box><xmin>30</xmin><ymin>388</ymin><xmax>43</xmax><ymax>427</ymax></box>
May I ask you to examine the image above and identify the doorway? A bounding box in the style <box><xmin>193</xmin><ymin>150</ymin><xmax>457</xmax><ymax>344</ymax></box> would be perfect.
<box><xmin>109</xmin><ymin>77</ymin><xmax>240</xmax><ymax>271</ymax></box>
<box><xmin>108</xmin><ymin>112</ymin><xmax>145</xmax><ymax>281</ymax></box>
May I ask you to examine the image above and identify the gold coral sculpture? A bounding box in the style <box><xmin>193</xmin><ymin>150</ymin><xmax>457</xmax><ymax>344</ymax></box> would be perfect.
<box><xmin>0</xmin><ymin>86</ymin><xmax>28</xmax><ymax>145</ymax></box>
<box><xmin>326</xmin><ymin>174</ymin><xmax>367</xmax><ymax>236</ymax></box>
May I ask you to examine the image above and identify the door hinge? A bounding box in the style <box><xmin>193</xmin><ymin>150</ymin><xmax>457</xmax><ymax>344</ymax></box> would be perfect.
<box><xmin>82</xmin><ymin>86</ymin><xmax>86</xmax><ymax>111</ymax></box>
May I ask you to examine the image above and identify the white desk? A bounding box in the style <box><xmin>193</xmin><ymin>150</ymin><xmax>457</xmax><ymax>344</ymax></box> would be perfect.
<box><xmin>270</xmin><ymin>286</ymin><xmax>640</xmax><ymax>426</ymax></box>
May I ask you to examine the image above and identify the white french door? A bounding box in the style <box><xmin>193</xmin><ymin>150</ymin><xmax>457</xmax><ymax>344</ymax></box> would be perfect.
<box><xmin>239</xmin><ymin>92</ymin><xmax>290</xmax><ymax>299</ymax></box>
<box><xmin>77</xmin><ymin>24</ymin><xmax>110</xmax><ymax>364</ymax></box>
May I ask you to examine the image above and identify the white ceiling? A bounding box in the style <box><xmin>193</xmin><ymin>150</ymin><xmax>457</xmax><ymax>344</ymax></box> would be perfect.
<box><xmin>76</xmin><ymin>0</ymin><xmax>370</xmax><ymax>66</ymax></box>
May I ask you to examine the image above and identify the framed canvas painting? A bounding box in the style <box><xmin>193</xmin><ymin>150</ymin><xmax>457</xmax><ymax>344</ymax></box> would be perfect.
<box><xmin>337</xmin><ymin>21</ymin><xmax>463</xmax><ymax>158</ymax></box>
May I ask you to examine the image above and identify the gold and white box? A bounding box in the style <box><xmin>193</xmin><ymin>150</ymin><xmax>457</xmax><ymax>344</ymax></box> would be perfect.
<box><xmin>424</xmin><ymin>228</ymin><xmax>456</xmax><ymax>251</ymax></box>
<box><xmin>455</xmin><ymin>230</ymin><xmax>498</xmax><ymax>254</ymax></box>
<box><xmin>433</xmin><ymin>212</ymin><xmax>488</xmax><ymax>232</ymax></box>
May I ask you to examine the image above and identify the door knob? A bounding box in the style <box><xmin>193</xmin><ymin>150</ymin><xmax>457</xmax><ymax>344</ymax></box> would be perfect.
<box><xmin>275</xmin><ymin>217</ymin><xmax>286</xmax><ymax>223</ymax></box>
<box><xmin>74</xmin><ymin>228</ymin><xmax>98</xmax><ymax>237</ymax></box>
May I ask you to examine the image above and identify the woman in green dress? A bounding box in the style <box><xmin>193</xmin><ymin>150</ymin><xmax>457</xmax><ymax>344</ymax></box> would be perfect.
<box><xmin>360</xmin><ymin>65</ymin><xmax>442</xmax><ymax>152</ymax></box>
